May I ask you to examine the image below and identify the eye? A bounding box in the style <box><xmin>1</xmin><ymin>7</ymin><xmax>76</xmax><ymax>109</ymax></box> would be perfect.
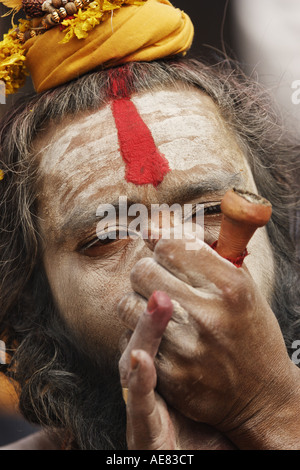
<box><xmin>80</xmin><ymin>227</ymin><xmax>133</xmax><ymax>258</ymax></box>
<box><xmin>190</xmin><ymin>203</ymin><xmax>222</xmax><ymax>230</ymax></box>
<box><xmin>204</xmin><ymin>204</ymin><xmax>222</xmax><ymax>216</ymax></box>
<box><xmin>190</xmin><ymin>203</ymin><xmax>221</xmax><ymax>219</ymax></box>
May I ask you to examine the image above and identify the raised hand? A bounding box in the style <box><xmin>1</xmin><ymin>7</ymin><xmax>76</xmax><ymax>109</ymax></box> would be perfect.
<box><xmin>119</xmin><ymin>236</ymin><xmax>300</xmax><ymax>449</ymax></box>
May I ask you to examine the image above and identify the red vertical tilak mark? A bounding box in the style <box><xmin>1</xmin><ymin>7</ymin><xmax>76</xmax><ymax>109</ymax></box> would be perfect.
<box><xmin>111</xmin><ymin>97</ymin><xmax>171</xmax><ymax>188</ymax></box>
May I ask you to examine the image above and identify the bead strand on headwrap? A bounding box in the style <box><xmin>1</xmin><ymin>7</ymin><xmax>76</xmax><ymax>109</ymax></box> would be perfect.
<box><xmin>20</xmin><ymin>0</ymin><xmax>88</xmax><ymax>17</ymax></box>
<box><xmin>3</xmin><ymin>0</ymin><xmax>148</xmax><ymax>44</ymax></box>
<box><xmin>0</xmin><ymin>0</ymin><xmax>194</xmax><ymax>94</ymax></box>
<box><xmin>13</xmin><ymin>0</ymin><xmax>92</xmax><ymax>40</ymax></box>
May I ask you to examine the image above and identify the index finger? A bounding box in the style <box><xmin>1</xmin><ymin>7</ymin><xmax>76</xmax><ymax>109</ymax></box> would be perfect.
<box><xmin>118</xmin><ymin>291</ymin><xmax>173</xmax><ymax>387</ymax></box>
<box><xmin>153</xmin><ymin>237</ymin><xmax>242</xmax><ymax>291</ymax></box>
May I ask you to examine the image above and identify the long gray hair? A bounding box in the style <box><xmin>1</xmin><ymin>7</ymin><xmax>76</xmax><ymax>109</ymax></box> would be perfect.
<box><xmin>0</xmin><ymin>57</ymin><xmax>299</xmax><ymax>449</ymax></box>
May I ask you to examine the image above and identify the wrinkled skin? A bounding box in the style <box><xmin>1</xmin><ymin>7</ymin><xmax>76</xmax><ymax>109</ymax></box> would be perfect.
<box><xmin>29</xmin><ymin>86</ymin><xmax>300</xmax><ymax>450</ymax></box>
<box><xmin>119</xmin><ymin>238</ymin><xmax>300</xmax><ymax>449</ymax></box>
<box><xmin>35</xmin><ymin>87</ymin><xmax>274</xmax><ymax>356</ymax></box>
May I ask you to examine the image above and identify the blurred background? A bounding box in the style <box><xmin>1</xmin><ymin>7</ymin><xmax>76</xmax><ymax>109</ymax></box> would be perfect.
<box><xmin>0</xmin><ymin>0</ymin><xmax>300</xmax><ymax>447</ymax></box>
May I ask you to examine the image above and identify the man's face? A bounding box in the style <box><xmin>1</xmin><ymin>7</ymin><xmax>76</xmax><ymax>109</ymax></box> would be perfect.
<box><xmin>34</xmin><ymin>86</ymin><xmax>275</xmax><ymax>360</ymax></box>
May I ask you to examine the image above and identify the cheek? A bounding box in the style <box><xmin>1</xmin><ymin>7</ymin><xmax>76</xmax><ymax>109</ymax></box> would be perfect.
<box><xmin>43</xmin><ymin>239</ymin><xmax>149</xmax><ymax>357</ymax></box>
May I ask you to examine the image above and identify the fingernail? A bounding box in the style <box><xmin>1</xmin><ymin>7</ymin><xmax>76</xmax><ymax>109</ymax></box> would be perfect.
<box><xmin>147</xmin><ymin>291</ymin><xmax>159</xmax><ymax>314</ymax></box>
<box><xmin>146</xmin><ymin>292</ymin><xmax>174</xmax><ymax>333</ymax></box>
<box><xmin>130</xmin><ymin>350</ymin><xmax>140</xmax><ymax>371</ymax></box>
<box><xmin>147</xmin><ymin>291</ymin><xmax>173</xmax><ymax>315</ymax></box>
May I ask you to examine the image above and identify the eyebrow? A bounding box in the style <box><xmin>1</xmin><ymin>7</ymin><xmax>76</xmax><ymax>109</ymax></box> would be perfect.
<box><xmin>166</xmin><ymin>171</ymin><xmax>242</xmax><ymax>205</ymax></box>
<box><xmin>57</xmin><ymin>171</ymin><xmax>243</xmax><ymax>245</ymax></box>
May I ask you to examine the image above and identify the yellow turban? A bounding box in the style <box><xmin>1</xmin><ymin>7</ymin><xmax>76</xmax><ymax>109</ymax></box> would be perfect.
<box><xmin>12</xmin><ymin>0</ymin><xmax>193</xmax><ymax>93</ymax></box>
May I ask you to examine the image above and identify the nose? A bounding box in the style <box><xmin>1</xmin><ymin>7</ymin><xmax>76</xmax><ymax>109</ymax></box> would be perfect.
<box><xmin>141</xmin><ymin>208</ymin><xmax>180</xmax><ymax>252</ymax></box>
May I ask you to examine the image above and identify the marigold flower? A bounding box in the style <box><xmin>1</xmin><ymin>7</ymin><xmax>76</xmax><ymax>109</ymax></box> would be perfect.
<box><xmin>0</xmin><ymin>28</ymin><xmax>29</xmax><ymax>94</ymax></box>
<box><xmin>60</xmin><ymin>0</ymin><xmax>146</xmax><ymax>43</ymax></box>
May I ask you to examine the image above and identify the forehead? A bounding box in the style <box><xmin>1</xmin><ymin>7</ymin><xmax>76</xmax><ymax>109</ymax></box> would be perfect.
<box><xmin>34</xmin><ymin>86</ymin><xmax>254</xmax><ymax>233</ymax></box>
<box><xmin>37</xmin><ymin>87</ymin><xmax>242</xmax><ymax>174</ymax></box>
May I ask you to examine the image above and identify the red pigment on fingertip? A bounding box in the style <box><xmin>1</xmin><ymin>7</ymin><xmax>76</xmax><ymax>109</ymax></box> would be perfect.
<box><xmin>147</xmin><ymin>291</ymin><xmax>159</xmax><ymax>313</ymax></box>
<box><xmin>147</xmin><ymin>292</ymin><xmax>173</xmax><ymax>334</ymax></box>
<box><xmin>147</xmin><ymin>291</ymin><xmax>173</xmax><ymax>314</ymax></box>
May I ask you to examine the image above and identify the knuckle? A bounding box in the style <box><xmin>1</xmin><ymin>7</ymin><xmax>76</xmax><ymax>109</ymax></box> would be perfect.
<box><xmin>221</xmin><ymin>269</ymin><xmax>254</xmax><ymax>307</ymax></box>
<box><xmin>118</xmin><ymin>330</ymin><xmax>131</xmax><ymax>354</ymax></box>
<box><xmin>117</xmin><ymin>292</ymin><xmax>146</xmax><ymax>327</ymax></box>
<box><xmin>117</xmin><ymin>293</ymin><xmax>133</xmax><ymax>316</ymax></box>
<box><xmin>130</xmin><ymin>257</ymin><xmax>158</xmax><ymax>285</ymax></box>
<box><xmin>118</xmin><ymin>355</ymin><xmax>127</xmax><ymax>383</ymax></box>
<box><xmin>154</xmin><ymin>238</ymin><xmax>182</xmax><ymax>260</ymax></box>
